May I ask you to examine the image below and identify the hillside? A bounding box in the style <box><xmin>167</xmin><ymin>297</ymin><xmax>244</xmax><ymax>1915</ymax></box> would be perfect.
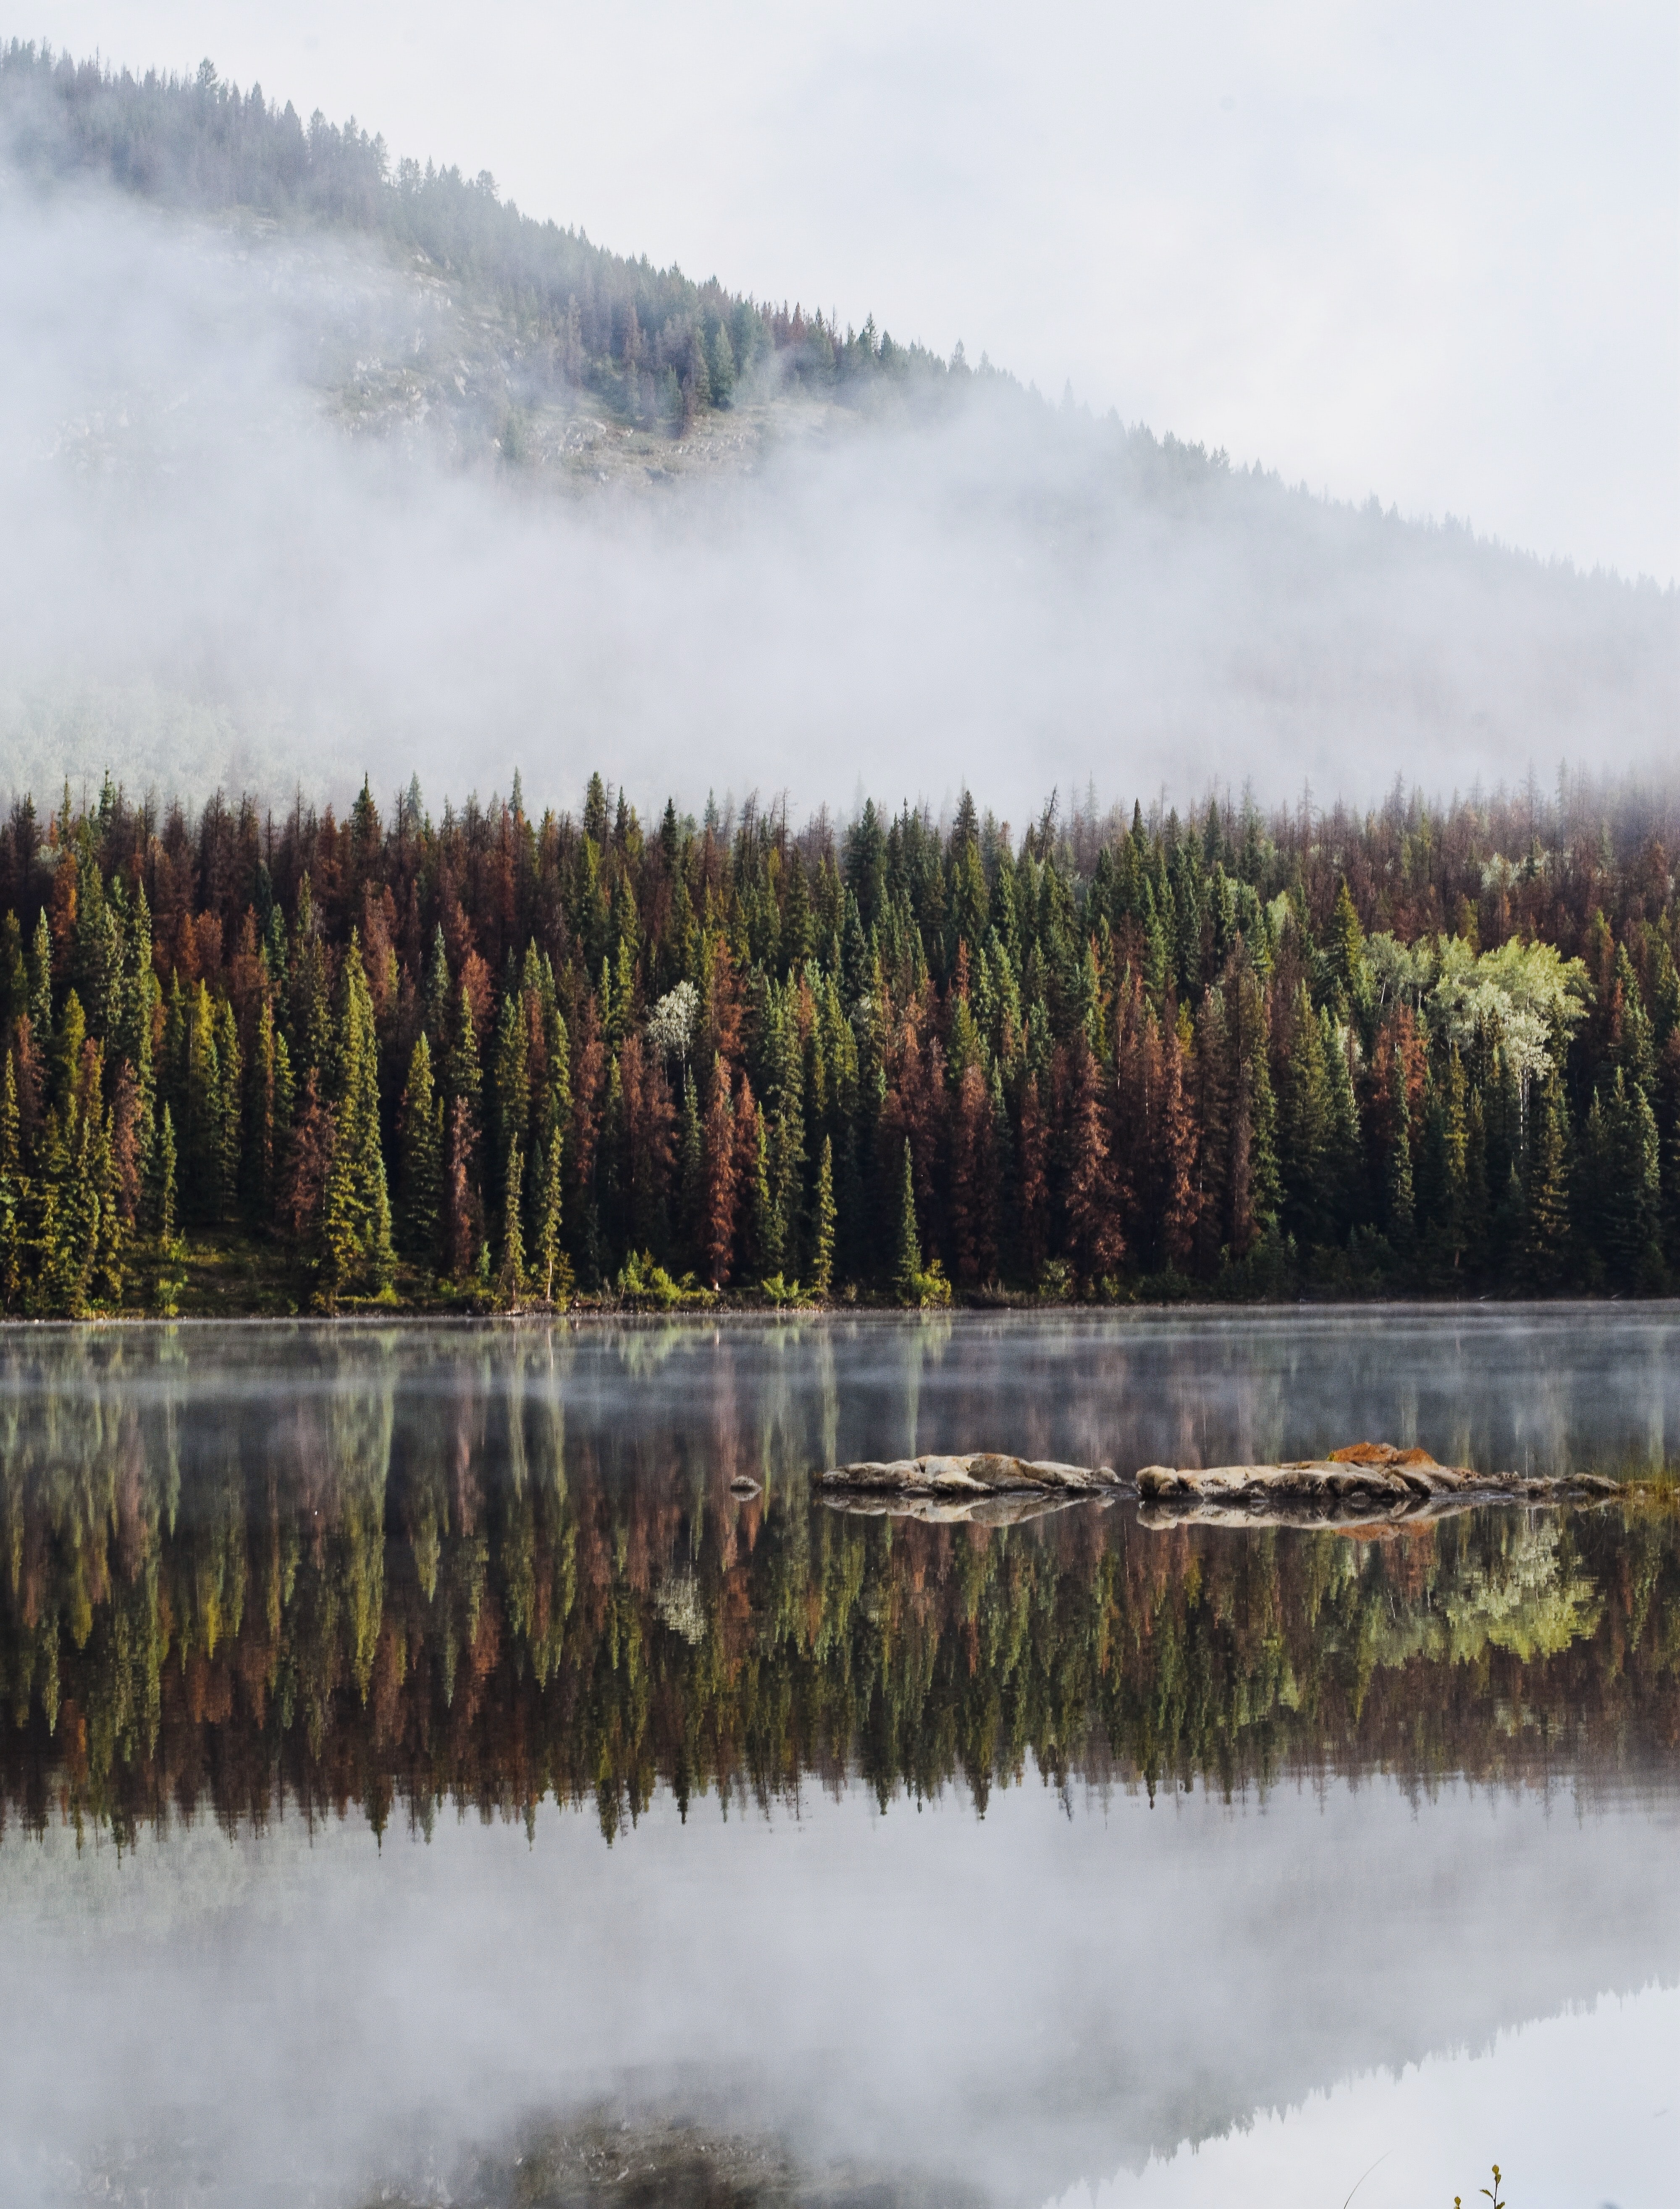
<box><xmin>0</xmin><ymin>40</ymin><xmax>1675</xmax><ymax>822</ymax></box>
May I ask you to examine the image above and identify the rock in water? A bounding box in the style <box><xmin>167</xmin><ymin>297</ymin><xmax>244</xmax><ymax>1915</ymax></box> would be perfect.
<box><xmin>816</xmin><ymin>1453</ymin><xmax>1121</xmax><ymax>1496</ymax></box>
<box><xmin>1134</xmin><ymin>1444</ymin><xmax>1623</xmax><ymax>1527</ymax></box>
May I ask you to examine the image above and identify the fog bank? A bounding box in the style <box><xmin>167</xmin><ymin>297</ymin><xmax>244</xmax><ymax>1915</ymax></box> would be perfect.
<box><xmin>2</xmin><ymin>173</ymin><xmax>1675</xmax><ymax>823</ymax></box>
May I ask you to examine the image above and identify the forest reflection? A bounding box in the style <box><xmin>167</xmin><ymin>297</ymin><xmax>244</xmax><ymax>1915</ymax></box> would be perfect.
<box><xmin>2</xmin><ymin>1321</ymin><xmax>1677</xmax><ymax>1847</ymax></box>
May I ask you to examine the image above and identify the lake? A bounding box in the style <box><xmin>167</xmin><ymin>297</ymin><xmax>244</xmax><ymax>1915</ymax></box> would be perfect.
<box><xmin>1</xmin><ymin>1306</ymin><xmax>1677</xmax><ymax>2209</ymax></box>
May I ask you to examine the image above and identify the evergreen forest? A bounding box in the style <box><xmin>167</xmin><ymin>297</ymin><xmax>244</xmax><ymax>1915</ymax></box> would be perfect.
<box><xmin>0</xmin><ymin>772</ymin><xmax>1677</xmax><ymax>1318</ymax></box>
<box><xmin>0</xmin><ymin>41</ymin><xmax>963</xmax><ymax>434</ymax></box>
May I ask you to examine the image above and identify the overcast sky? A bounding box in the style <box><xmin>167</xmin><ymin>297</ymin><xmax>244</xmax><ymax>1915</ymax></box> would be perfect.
<box><xmin>18</xmin><ymin>2</ymin><xmax>1680</xmax><ymax>586</ymax></box>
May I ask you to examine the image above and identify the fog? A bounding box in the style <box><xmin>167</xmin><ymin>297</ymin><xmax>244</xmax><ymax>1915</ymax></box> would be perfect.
<box><xmin>3</xmin><ymin>1776</ymin><xmax>1677</xmax><ymax>2208</ymax></box>
<box><xmin>1</xmin><ymin>167</ymin><xmax>1675</xmax><ymax>826</ymax></box>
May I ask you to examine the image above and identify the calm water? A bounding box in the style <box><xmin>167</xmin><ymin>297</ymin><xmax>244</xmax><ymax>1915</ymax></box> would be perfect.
<box><xmin>0</xmin><ymin>1307</ymin><xmax>1677</xmax><ymax>2209</ymax></box>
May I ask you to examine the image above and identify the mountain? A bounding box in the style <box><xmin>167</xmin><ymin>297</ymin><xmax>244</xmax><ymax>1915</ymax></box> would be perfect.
<box><xmin>0</xmin><ymin>41</ymin><xmax>1675</xmax><ymax>818</ymax></box>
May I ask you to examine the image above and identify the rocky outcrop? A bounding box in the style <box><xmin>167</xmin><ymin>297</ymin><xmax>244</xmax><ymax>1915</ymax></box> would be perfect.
<box><xmin>816</xmin><ymin>1453</ymin><xmax>1122</xmax><ymax>1498</ymax></box>
<box><xmin>815</xmin><ymin>1443</ymin><xmax>1625</xmax><ymax>1531</ymax></box>
<box><xmin>1134</xmin><ymin>1444</ymin><xmax>1623</xmax><ymax>1528</ymax></box>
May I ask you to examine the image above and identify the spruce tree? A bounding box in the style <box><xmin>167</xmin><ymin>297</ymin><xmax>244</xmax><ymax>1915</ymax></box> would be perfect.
<box><xmin>152</xmin><ymin>1102</ymin><xmax>178</xmax><ymax>1245</ymax></box>
<box><xmin>536</xmin><ymin>1131</ymin><xmax>564</xmax><ymax>1303</ymax></box>
<box><xmin>491</xmin><ymin>979</ymin><xmax>530</xmax><ymax>1216</ymax></box>
<box><xmin>1386</xmin><ymin>1055</ymin><xmax>1415</xmax><ymax>1257</ymax></box>
<box><xmin>184</xmin><ymin>981</ymin><xmax>222</xmax><ymax>1223</ymax></box>
<box><xmin>812</xmin><ymin>1133</ymin><xmax>837</xmax><ymax>1299</ymax></box>
<box><xmin>498</xmin><ymin>1139</ymin><xmax>525</xmax><ymax>1308</ymax></box>
<box><xmin>213</xmin><ymin>996</ymin><xmax>242</xmax><ymax>1221</ymax></box>
<box><xmin>677</xmin><ymin>1063</ymin><xmax>704</xmax><ymax>1265</ymax></box>
<box><xmin>1602</xmin><ymin>1068</ymin><xmax>1663</xmax><ymax>1288</ymax></box>
<box><xmin>1522</xmin><ymin>1064</ymin><xmax>1572</xmax><ymax>1290</ymax></box>
<box><xmin>243</xmin><ymin>999</ymin><xmax>278</xmax><ymax>1225</ymax></box>
<box><xmin>400</xmin><ymin>1033</ymin><xmax>441</xmax><ymax>1262</ymax></box>
<box><xmin>27</xmin><ymin>907</ymin><xmax>52</xmax><ymax>1042</ymax></box>
<box><xmin>892</xmin><ymin>1138</ymin><xmax>921</xmax><ymax>1302</ymax></box>
<box><xmin>0</xmin><ymin>1052</ymin><xmax>21</xmax><ymax>1311</ymax></box>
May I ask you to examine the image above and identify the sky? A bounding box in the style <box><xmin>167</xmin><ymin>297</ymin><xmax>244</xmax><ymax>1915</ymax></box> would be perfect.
<box><xmin>19</xmin><ymin>0</ymin><xmax>1680</xmax><ymax>587</ymax></box>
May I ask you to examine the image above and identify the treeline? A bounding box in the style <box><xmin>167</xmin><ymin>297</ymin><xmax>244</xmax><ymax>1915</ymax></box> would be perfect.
<box><xmin>2</xmin><ymin>1354</ymin><xmax>1674</xmax><ymax>1842</ymax></box>
<box><xmin>0</xmin><ymin>42</ymin><xmax>961</xmax><ymax>432</ymax></box>
<box><xmin>0</xmin><ymin>771</ymin><xmax>1677</xmax><ymax>1317</ymax></box>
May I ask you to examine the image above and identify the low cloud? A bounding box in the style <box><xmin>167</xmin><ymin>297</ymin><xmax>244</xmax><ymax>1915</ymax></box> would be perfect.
<box><xmin>0</xmin><ymin>170</ymin><xmax>1674</xmax><ymax>826</ymax></box>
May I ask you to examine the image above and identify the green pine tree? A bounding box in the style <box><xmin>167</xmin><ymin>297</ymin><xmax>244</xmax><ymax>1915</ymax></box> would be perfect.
<box><xmin>0</xmin><ymin>1052</ymin><xmax>21</xmax><ymax>1311</ymax></box>
<box><xmin>1522</xmin><ymin>1063</ymin><xmax>1572</xmax><ymax>1290</ymax></box>
<box><xmin>213</xmin><ymin>994</ymin><xmax>242</xmax><ymax>1221</ymax></box>
<box><xmin>400</xmin><ymin>1033</ymin><xmax>441</xmax><ymax>1262</ymax></box>
<box><xmin>892</xmin><ymin>1138</ymin><xmax>921</xmax><ymax>1302</ymax></box>
<box><xmin>184</xmin><ymin>981</ymin><xmax>222</xmax><ymax>1223</ymax></box>
<box><xmin>27</xmin><ymin>907</ymin><xmax>52</xmax><ymax>1041</ymax></box>
<box><xmin>499</xmin><ymin>1139</ymin><xmax>525</xmax><ymax>1308</ymax></box>
<box><xmin>536</xmin><ymin>1131</ymin><xmax>564</xmax><ymax>1303</ymax></box>
<box><xmin>813</xmin><ymin>1133</ymin><xmax>836</xmax><ymax>1299</ymax></box>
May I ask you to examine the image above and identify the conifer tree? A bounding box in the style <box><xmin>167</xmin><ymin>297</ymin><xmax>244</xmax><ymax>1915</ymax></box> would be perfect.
<box><xmin>184</xmin><ymin>981</ymin><xmax>222</xmax><ymax>1221</ymax></box>
<box><xmin>498</xmin><ymin>1140</ymin><xmax>525</xmax><ymax>1308</ymax></box>
<box><xmin>701</xmin><ymin>1057</ymin><xmax>736</xmax><ymax>1288</ymax></box>
<box><xmin>812</xmin><ymin>1132</ymin><xmax>836</xmax><ymax>1297</ymax></box>
<box><xmin>213</xmin><ymin>995</ymin><xmax>242</xmax><ymax>1220</ymax></box>
<box><xmin>892</xmin><ymin>1137</ymin><xmax>922</xmax><ymax>1301</ymax></box>
<box><xmin>291</xmin><ymin>874</ymin><xmax>332</xmax><ymax>1081</ymax></box>
<box><xmin>324</xmin><ymin>931</ymin><xmax>395</xmax><ymax>1296</ymax></box>
<box><xmin>677</xmin><ymin>1063</ymin><xmax>704</xmax><ymax>1265</ymax></box>
<box><xmin>1326</xmin><ymin>877</ymin><xmax>1366</xmax><ymax>1023</ymax></box>
<box><xmin>0</xmin><ymin>1052</ymin><xmax>21</xmax><ymax>1310</ymax></box>
<box><xmin>1386</xmin><ymin>1050</ymin><xmax>1415</xmax><ymax>1254</ymax></box>
<box><xmin>152</xmin><ymin>1102</ymin><xmax>178</xmax><ymax>1245</ymax></box>
<box><xmin>243</xmin><ymin>999</ymin><xmax>278</xmax><ymax>1225</ymax></box>
<box><xmin>1602</xmin><ymin>1068</ymin><xmax>1663</xmax><ymax>1288</ymax></box>
<box><xmin>399</xmin><ymin>1032</ymin><xmax>441</xmax><ymax>1262</ymax></box>
<box><xmin>1522</xmin><ymin>1063</ymin><xmax>1572</xmax><ymax>1289</ymax></box>
<box><xmin>491</xmin><ymin>979</ymin><xmax>530</xmax><ymax>1216</ymax></box>
<box><xmin>536</xmin><ymin>1130</ymin><xmax>564</xmax><ymax>1303</ymax></box>
<box><xmin>27</xmin><ymin>907</ymin><xmax>52</xmax><ymax>1042</ymax></box>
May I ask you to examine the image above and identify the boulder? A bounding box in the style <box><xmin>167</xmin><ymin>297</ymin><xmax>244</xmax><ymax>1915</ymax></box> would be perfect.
<box><xmin>816</xmin><ymin>1453</ymin><xmax>1121</xmax><ymax>1497</ymax></box>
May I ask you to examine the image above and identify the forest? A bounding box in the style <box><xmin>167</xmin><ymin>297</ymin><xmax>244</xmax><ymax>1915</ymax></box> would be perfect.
<box><xmin>0</xmin><ymin>41</ymin><xmax>962</xmax><ymax>433</ymax></box>
<box><xmin>1</xmin><ymin>1330</ymin><xmax>1675</xmax><ymax>1844</ymax></box>
<box><xmin>0</xmin><ymin>771</ymin><xmax>1676</xmax><ymax>1318</ymax></box>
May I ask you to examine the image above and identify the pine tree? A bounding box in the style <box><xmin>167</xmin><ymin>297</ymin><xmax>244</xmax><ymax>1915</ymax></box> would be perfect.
<box><xmin>328</xmin><ymin>931</ymin><xmax>395</xmax><ymax>1295</ymax></box>
<box><xmin>1602</xmin><ymin>1068</ymin><xmax>1663</xmax><ymax>1288</ymax></box>
<box><xmin>243</xmin><ymin>999</ymin><xmax>277</xmax><ymax>1225</ymax></box>
<box><xmin>152</xmin><ymin>1102</ymin><xmax>178</xmax><ymax>1245</ymax></box>
<box><xmin>0</xmin><ymin>1052</ymin><xmax>21</xmax><ymax>1310</ymax></box>
<box><xmin>1326</xmin><ymin>877</ymin><xmax>1366</xmax><ymax>1023</ymax></box>
<box><xmin>1522</xmin><ymin>1063</ymin><xmax>1572</xmax><ymax>1290</ymax></box>
<box><xmin>27</xmin><ymin>907</ymin><xmax>52</xmax><ymax>1041</ymax></box>
<box><xmin>892</xmin><ymin>1137</ymin><xmax>922</xmax><ymax>1302</ymax></box>
<box><xmin>536</xmin><ymin>1130</ymin><xmax>564</xmax><ymax>1303</ymax></box>
<box><xmin>701</xmin><ymin>1057</ymin><xmax>736</xmax><ymax>1288</ymax></box>
<box><xmin>184</xmin><ymin>981</ymin><xmax>222</xmax><ymax>1222</ymax></box>
<box><xmin>400</xmin><ymin>1033</ymin><xmax>441</xmax><ymax>1262</ymax></box>
<box><xmin>498</xmin><ymin>1139</ymin><xmax>525</xmax><ymax>1308</ymax></box>
<box><xmin>677</xmin><ymin>1063</ymin><xmax>703</xmax><ymax>1266</ymax></box>
<box><xmin>812</xmin><ymin>1132</ymin><xmax>836</xmax><ymax>1297</ymax></box>
<box><xmin>213</xmin><ymin>994</ymin><xmax>242</xmax><ymax>1221</ymax></box>
<box><xmin>1386</xmin><ymin>1050</ymin><xmax>1415</xmax><ymax>1255</ymax></box>
<box><xmin>491</xmin><ymin>979</ymin><xmax>530</xmax><ymax>1217</ymax></box>
<box><xmin>291</xmin><ymin>874</ymin><xmax>332</xmax><ymax>1081</ymax></box>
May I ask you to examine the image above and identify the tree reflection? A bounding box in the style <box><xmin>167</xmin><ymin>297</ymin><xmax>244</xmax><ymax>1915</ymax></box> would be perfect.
<box><xmin>2</xmin><ymin>1340</ymin><xmax>1675</xmax><ymax>1847</ymax></box>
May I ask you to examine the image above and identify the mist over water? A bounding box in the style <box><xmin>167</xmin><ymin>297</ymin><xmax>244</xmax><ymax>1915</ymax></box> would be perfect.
<box><xmin>1</xmin><ymin>169</ymin><xmax>1674</xmax><ymax>821</ymax></box>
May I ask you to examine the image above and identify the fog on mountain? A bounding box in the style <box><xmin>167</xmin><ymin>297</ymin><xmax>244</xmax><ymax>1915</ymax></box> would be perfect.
<box><xmin>0</xmin><ymin>42</ymin><xmax>1672</xmax><ymax>823</ymax></box>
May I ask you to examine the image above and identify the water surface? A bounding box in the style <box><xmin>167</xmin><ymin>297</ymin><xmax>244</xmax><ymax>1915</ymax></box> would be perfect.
<box><xmin>1</xmin><ymin>1308</ymin><xmax>1676</xmax><ymax>2207</ymax></box>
